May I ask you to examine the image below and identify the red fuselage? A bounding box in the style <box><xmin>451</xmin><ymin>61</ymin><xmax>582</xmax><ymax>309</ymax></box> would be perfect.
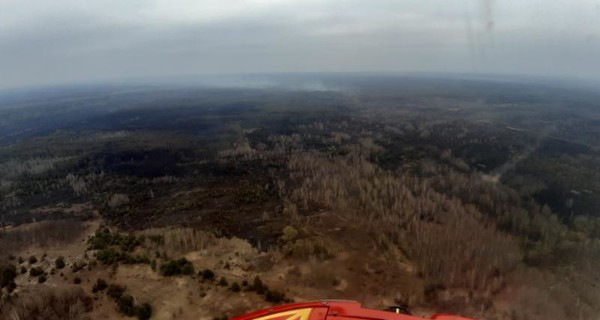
<box><xmin>231</xmin><ymin>300</ymin><xmax>474</xmax><ymax>320</ymax></box>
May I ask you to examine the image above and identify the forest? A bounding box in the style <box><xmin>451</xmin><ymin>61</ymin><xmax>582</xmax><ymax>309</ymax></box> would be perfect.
<box><xmin>0</xmin><ymin>75</ymin><xmax>599</xmax><ymax>319</ymax></box>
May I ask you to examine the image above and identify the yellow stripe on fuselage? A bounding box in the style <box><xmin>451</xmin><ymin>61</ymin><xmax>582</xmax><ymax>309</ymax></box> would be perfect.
<box><xmin>254</xmin><ymin>308</ymin><xmax>312</xmax><ymax>320</ymax></box>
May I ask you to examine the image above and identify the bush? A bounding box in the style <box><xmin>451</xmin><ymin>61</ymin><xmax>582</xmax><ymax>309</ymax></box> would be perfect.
<box><xmin>17</xmin><ymin>256</ymin><xmax>24</xmax><ymax>264</ymax></box>
<box><xmin>230</xmin><ymin>282</ymin><xmax>241</xmax><ymax>292</ymax></box>
<box><xmin>107</xmin><ymin>284</ymin><xmax>126</xmax><ymax>300</ymax></box>
<box><xmin>253</xmin><ymin>276</ymin><xmax>263</xmax><ymax>288</ymax></box>
<box><xmin>38</xmin><ymin>274</ymin><xmax>47</xmax><ymax>283</ymax></box>
<box><xmin>55</xmin><ymin>256</ymin><xmax>66</xmax><ymax>269</ymax></box>
<box><xmin>281</xmin><ymin>225</ymin><xmax>298</xmax><ymax>242</ymax></box>
<box><xmin>0</xmin><ymin>264</ymin><xmax>17</xmax><ymax>288</ymax></box>
<box><xmin>96</xmin><ymin>247</ymin><xmax>150</xmax><ymax>265</ymax></box>
<box><xmin>117</xmin><ymin>294</ymin><xmax>136</xmax><ymax>316</ymax></box>
<box><xmin>249</xmin><ymin>275</ymin><xmax>267</xmax><ymax>294</ymax></box>
<box><xmin>265</xmin><ymin>289</ymin><xmax>285</xmax><ymax>303</ymax></box>
<box><xmin>136</xmin><ymin>302</ymin><xmax>153</xmax><ymax>320</ymax></box>
<box><xmin>87</xmin><ymin>229</ymin><xmax>142</xmax><ymax>252</ymax></box>
<box><xmin>28</xmin><ymin>256</ymin><xmax>37</xmax><ymax>264</ymax></box>
<box><xmin>201</xmin><ymin>269</ymin><xmax>215</xmax><ymax>280</ymax></box>
<box><xmin>93</xmin><ymin>278</ymin><xmax>108</xmax><ymax>292</ymax></box>
<box><xmin>74</xmin><ymin>277</ymin><xmax>82</xmax><ymax>284</ymax></box>
<box><xmin>159</xmin><ymin>258</ymin><xmax>194</xmax><ymax>276</ymax></box>
<box><xmin>71</xmin><ymin>262</ymin><xmax>86</xmax><ymax>272</ymax></box>
<box><xmin>218</xmin><ymin>277</ymin><xmax>228</xmax><ymax>287</ymax></box>
<box><xmin>20</xmin><ymin>266</ymin><xmax>27</xmax><ymax>274</ymax></box>
<box><xmin>29</xmin><ymin>267</ymin><xmax>44</xmax><ymax>277</ymax></box>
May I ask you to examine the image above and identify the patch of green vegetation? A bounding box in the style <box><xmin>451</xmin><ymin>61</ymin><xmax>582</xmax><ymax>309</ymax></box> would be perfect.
<box><xmin>87</xmin><ymin>228</ymin><xmax>151</xmax><ymax>267</ymax></box>
<box><xmin>280</xmin><ymin>225</ymin><xmax>298</xmax><ymax>242</ymax></box>
<box><xmin>88</xmin><ymin>229</ymin><xmax>142</xmax><ymax>252</ymax></box>
<box><xmin>95</xmin><ymin>247</ymin><xmax>150</xmax><ymax>265</ymax></box>
<box><xmin>98</xmin><ymin>281</ymin><xmax>153</xmax><ymax>320</ymax></box>
<box><xmin>159</xmin><ymin>258</ymin><xmax>194</xmax><ymax>276</ymax></box>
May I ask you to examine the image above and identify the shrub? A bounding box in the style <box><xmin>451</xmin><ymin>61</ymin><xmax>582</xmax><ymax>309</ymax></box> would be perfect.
<box><xmin>136</xmin><ymin>303</ymin><xmax>153</xmax><ymax>320</ymax></box>
<box><xmin>20</xmin><ymin>266</ymin><xmax>27</xmax><ymax>274</ymax></box>
<box><xmin>55</xmin><ymin>256</ymin><xmax>65</xmax><ymax>269</ymax></box>
<box><xmin>201</xmin><ymin>269</ymin><xmax>215</xmax><ymax>280</ymax></box>
<box><xmin>17</xmin><ymin>256</ymin><xmax>23</xmax><ymax>264</ymax></box>
<box><xmin>107</xmin><ymin>284</ymin><xmax>126</xmax><ymax>300</ymax></box>
<box><xmin>28</xmin><ymin>256</ymin><xmax>37</xmax><ymax>264</ymax></box>
<box><xmin>87</xmin><ymin>229</ymin><xmax>141</xmax><ymax>252</ymax></box>
<box><xmin>230</xmin><ymin>282</ymin><xmax>241</xmax><ymax>292</ymax></box>
<box><xmin>71</xmin><ymin>262</ymin><xmax>86</xmax><ymax>273</ymax></box>
<box><xmin>281</xmin><ymin>226</ymin><xmax>298</xmax><ymax>242</ymax></box>
<box><xmin>159</xmin><ymin>258</ymin><xmax>194</xmax><ymax>276</ymax></box>
<box><xmin>96</xmin><ymin>247</ymin><xmax>150</xmax><ymax>265</ymax></box>
<box><xmin>249</xmin><ymin>275</ymin><xmax>267</xmax><ymax>294</ymax></box>
<box><xmin>265</xmin><ymin>289</ymin><xmax>286</xmax><ymax>303</ymax></box>
<box><xmin>74</xmin><ymin>277</ymin><xmax>82</xmax><ymax>284</ymax></box>
<box><xmin>218</xmin><ymin>277</ymin><xmax>228</xmax><ymax>287</ymax></box>
<box><xmin>38</xmin><ymin>274</ymin><xmax>47</xmax><ymax>283</ymax></box>
<box><xmin>253</xmin><ymin>276</ymin><xmax>263</xmax><ymax>288</ymax></box>
<box><xmin>93</xmin><ymin>278</ymin><xmax>108</xmax><ymax>292</ymax></box>
<box><xmin>0</xmin><ymin>264</ymin><xmax>17</xmax><ymax>288</ymax></box>
<box><xmin>117</xmin><ymin>294</ymin><xmax>136</xmax><ymax>317</ymax></box>
<box><xmin>29</xmin><ymin>267</ymin><xmax>44</xmax><ymax>277</ymax></box>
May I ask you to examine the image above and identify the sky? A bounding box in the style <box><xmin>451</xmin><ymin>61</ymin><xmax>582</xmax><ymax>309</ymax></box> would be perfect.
<box><xmin>1</xmin><ymin>0</ymin><xmax>600</xmax><ymax>89</ymax></box>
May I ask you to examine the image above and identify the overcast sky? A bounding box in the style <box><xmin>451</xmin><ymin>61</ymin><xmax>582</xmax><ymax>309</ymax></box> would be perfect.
<box><xmin>1</xmin><ymin>0</ymin><xmax>600</xmax><ymax>89</ymax></box>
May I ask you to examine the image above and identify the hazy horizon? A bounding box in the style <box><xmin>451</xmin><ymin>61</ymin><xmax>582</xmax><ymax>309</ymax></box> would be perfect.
<box><xmin>2</xmin><ymin>0</ymin><xmax>600</xmax><ymax>89</ymax></box>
